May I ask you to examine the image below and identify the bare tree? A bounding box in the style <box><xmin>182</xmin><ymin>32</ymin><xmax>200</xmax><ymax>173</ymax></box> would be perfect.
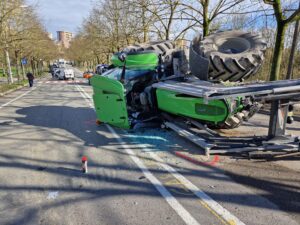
<box><xmin>0</xmin><ymin>0</ymin><xmax>58</xmax><ymax>83</ymax></box>
<box><xmin>181</xmin><ymin>0</ymin><xmax>244</xmax><ymax>37</ymax></box>
<box><xmin>263</xmin><ymin>0</ymin><xmax>300</xmax><ymax>81</ymax></box>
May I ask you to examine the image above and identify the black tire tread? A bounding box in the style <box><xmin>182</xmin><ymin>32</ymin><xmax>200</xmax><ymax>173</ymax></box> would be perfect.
<box><xmin>199</xmin><ymin>30</ymin><xmax>267</xmax><ymax>82</ymax></box>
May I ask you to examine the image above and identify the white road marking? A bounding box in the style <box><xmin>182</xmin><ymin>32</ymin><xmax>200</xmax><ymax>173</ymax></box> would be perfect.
<box><xmin>76</xmin><ymin>84</ymin><xmax>200</xmax><ymax>225</ymax></box>
<box><xmin>0</xmin><ymin>87</ymin><xmax>36</xmax><ymax>109</ymax></box>
<box><xmin>47</xmin><ymin>191</ymin><xmax>59</xmax><ymax>200</ymax></box>
<box><xmin>106</xmin><ymin>125</ymin><xmax>201</xmax><ymax>225</ymax></box>
<box><xmin>75</xmin><ymin>85</ymin><xmax>93</xmax><ymax>108</ymax></box>
<box><xmin>147</xmin><ymin>150</ymin><xmax>246</xmax><ymax>225</ymax></box>
<box><xmin>76</xmin><ymin>83</ymin><xmax>246</xmax><ymax>225</ymax></box>
<box><xmin>77</xmin><ymin>85</ymin><xmax>92</xmax><ymax>100</ymax></box>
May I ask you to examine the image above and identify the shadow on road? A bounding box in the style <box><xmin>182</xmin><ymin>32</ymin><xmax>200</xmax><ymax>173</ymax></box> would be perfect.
<box><xmin>0</xmin><ymin>105</ymin><xmax>297</xmax><ymax>224</ymax></box>
<box><xmin>15</xmin><ymin>105</ymin><xmax>105</xmax><ymax>148</ymax></box>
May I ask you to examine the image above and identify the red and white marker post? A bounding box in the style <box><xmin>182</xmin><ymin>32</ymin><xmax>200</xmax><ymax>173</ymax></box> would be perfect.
<box><xmin>81</xmin><ymin>156</ymin><xmax>88</xmax><ymax>173</ymax></box>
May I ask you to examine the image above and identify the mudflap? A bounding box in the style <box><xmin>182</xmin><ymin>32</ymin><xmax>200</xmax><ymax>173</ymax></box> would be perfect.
<box><xmin>90</xmin><ymin>76</ymin><xmax>130</xmax><ymax>129</ymax></box>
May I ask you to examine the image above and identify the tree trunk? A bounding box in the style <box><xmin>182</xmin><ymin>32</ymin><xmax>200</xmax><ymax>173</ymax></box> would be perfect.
<box><xmin>15</xmin><ymin>51</ymin><xmax>20</xmax><ymax>82</ymax></box>
<box><xmin>270</xmin><ymin>22</ymin><xmax>287</xmax><ymax>81</ymax></box>
<box><xmin>5</xmin><ymin>49</ymin><xmax>13</xmax><ymax>84</ymax></box>
<box><xmin>165</xmin><ymin>29</ymin><xmax>170</xmax><ymax>40</ymax></box>
<box><xmin>21</xmin><ymin>60</ymin><xmax>25</xmax><ymax>80</ymax></box>
<box><xmin>142</xmin><ymin>1</ymin><xmax>148</xmax><ymax>42</ymax></box>
<box><xmin>38</xmin><ymin>61</ymin><xmax>40</xmax><ymax>75</ymax></box>
<box><xmin>286</xmin><ymin>20</ymin><xmax>300</xmax><ymax>79</ymax></box>
<box><xmin>202</xmin><ymin>0</ymin><xmax>210</xmax><ymax>37</ymax></box>
<box><xmin>31</xmin><ymin>59</ymin><xmax>36</xmax><ymax>76</ymax></box>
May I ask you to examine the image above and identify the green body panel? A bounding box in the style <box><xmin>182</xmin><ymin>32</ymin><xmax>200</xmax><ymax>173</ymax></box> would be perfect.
<box><xmin>156</xmin><ymin>89</ymin><xmax>229</xmax><ymax>124</ymax></box>
<box><xmin>111</xmin><ymin>52</ymin><xmax>158</xmax><ymax>69</ymax></box>
<box><xmin>91</xmin><ymin>75</ymin><xmax>130</xmax><ymax>129</ymax></box>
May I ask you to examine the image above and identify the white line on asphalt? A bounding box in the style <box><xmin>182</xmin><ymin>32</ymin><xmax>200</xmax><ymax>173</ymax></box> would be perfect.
<box><xmin>76</xmin><ymin>84</ymin><xmax>246</xmax><ymax>225</ymax></box>
<box><xmin>75</xmin><ymin>83</ymin><xmax>200</xmax><ymax>225</ymax></box>
<box><xmin>75</xmin><ymin>85</ymin><xmax>93</xmax><ymax>108</ymax></box>
<box><xmin>106</xmin><ymin>125</ymin><xmax>201</xmax><ymax>225</ymax></box>
<box><xmin>0</xmin><ymin>87</ymin><xmax>36</xmax><ymax>109</ymax></box>
<box><xmin>147</xmin><ymin>150</ymin><xmax>246</xmax><ymax>225</ymax></box>
<box><xmin>77</xmin><ymin>85</ymin><xmax>92</xmax><ymax>100</ymax></box>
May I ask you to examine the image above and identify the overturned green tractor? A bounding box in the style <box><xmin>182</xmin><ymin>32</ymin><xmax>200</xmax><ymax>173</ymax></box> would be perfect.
<box><xmin>91</xmin><ymin>31</ymin><xmax>267</xmax><ymax>129</ymax></box>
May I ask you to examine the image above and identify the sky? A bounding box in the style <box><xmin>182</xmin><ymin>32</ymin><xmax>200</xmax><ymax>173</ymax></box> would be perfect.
<box><xmin>25</xmin><ymin>0</ymin><xmax>94</xmax><ymax>39</ymax></box>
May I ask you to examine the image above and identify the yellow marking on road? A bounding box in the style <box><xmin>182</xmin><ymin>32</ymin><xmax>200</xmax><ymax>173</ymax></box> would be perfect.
<box><xmin>141</xmin><ymin>154</ymin><xmax>238</xmax><ymax>225</ymax></box>
<box><xmin>198</xmin><ymin>199</ymin><xmax>236</xmax><ymax>225</ymax></box>
<box><xmin>78</xmin><ymin>83</ymin><xmax>244</xmax><ymax>225</ymax></box>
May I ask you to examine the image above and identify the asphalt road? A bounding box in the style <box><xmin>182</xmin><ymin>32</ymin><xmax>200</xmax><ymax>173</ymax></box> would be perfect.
<box><xmin>0</xmin><ymin>68</ymin><xmax>299</xmax><ymax>225</ymax></box>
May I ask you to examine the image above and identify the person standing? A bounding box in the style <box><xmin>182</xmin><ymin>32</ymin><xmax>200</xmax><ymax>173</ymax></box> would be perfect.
<box><xmin>26</xmin><ymin>72</ymin><xmax>34</xmax><ymax>87</ymax></box>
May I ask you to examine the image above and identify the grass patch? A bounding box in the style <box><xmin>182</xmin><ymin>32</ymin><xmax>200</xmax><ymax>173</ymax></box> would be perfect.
<box><xmin>0</xmin><ymin>80</ymin><xmax>27</xmax><ymax>94</ymax></box>
<box><xmin>0</xmin><ymin>67</ymin><xmax>18</xmax><ymax>77</ymax></box>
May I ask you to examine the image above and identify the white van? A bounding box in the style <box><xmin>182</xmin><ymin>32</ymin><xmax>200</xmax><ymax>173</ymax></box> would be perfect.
<box><xmin>54</xmin><ymin>68</ymin><xmax>75</xmax><ymax>80</ymax></box>
<box><xmin>64</xmin><ymin>68</ymin><xmax>75</xmax><ymax>80</ymax></box>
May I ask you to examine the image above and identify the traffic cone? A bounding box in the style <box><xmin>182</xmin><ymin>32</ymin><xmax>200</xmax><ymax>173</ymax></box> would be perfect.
<box><xmin>81</xmin><ymin>156</ymin><xmax>88</xmax><ymax>173</ymax></box>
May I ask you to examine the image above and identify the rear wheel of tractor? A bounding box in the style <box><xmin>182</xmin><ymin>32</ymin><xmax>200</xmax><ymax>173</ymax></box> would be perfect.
<box><xmin>122</xmin><ymin>41</ymin><xmax>176</xmax><ymax>68</ymax></box>
<box><xmin>123</xmin><ymin>41</ymin><xmax>176</xmax><ymax>55</ymax></box>
<box><xmin>199</xmin><ymin>30</ymin><xmax>267</xmax><ymax>82</ymax></box>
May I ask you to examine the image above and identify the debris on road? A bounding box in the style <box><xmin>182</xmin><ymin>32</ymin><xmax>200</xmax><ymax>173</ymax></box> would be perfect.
<box><xmin>47</xmin><ymin>191</ymin><xmax>59</xmax><ymax>200</ymax></box>
<box><xmin>81</xmin><ymin>156</ymin><xmax>88</xmax><ymax>173</ymax></box>
<box><xmin>139</xmin><ymin>176</ymin><xmax>146</xmax><ymax>180</ymax></box>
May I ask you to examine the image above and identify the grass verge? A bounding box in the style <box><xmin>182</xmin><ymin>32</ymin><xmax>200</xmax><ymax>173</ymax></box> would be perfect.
<box><xmin>0</xmin><ymin>80</ymin><xmax>27</xmax><ymax>94</ymax></box>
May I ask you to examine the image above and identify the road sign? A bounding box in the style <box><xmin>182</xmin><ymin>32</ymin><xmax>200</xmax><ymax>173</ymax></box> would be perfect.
<box><xmin>21</xmin><ymin>58</ymin><xmax>27</xmax><ymax>65</ymax></box>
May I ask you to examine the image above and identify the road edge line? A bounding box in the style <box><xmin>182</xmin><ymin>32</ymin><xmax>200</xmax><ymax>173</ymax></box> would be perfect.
<box><xmin>0</xmin><ymin>87</ymin><xmax>37</xmax><ymax>109</ymax></box>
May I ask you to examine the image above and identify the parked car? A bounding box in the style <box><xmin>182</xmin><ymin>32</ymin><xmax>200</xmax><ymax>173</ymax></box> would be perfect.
<box><xmin>64</xmin><ymin>68</ymin><xmax>75</xmax><ymax>80</ymax></box>
<box><xmin>83</xmin><ymin>71</ymin><xmax>95</xmax><ymax>85</ymax></box>
<box><xmin>54</xmin><ymin>68</ymin><xmax>75</xmax><ymax>80</ymax></box>
<box><xmin>54</xmin><ymin>69</ymin><xmax>63</xmax><ymax>79</ymax></box>
<box><xmin>95</xmin><ymin>64</ymin><xmax>109</xmax><ymax>75</ymax></box>
<box><xmin>83</xmin><ymin>71</ymin><xmax>94</xmax><ymax>79</ymax></box>
<box><xmin>49</xmin><ymin>64</ymin><xmax>59</xmax><ymax>77</ymax></box>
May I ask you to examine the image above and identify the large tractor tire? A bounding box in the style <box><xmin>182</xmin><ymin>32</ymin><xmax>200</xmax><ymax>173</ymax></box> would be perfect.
<box><xmin>122</xmin><ymin>41</ymin><xmax>176</xmax><ymax>67</ymax></box>
<box><xmin>122</xmin><ymin>41</ymin><xmax>189</xmax><ymax>75</ymax></box>
<box><xmin>198</xmin><ymin>30</ymin><xmax>267</xmax><ymax>82</ymax></box>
